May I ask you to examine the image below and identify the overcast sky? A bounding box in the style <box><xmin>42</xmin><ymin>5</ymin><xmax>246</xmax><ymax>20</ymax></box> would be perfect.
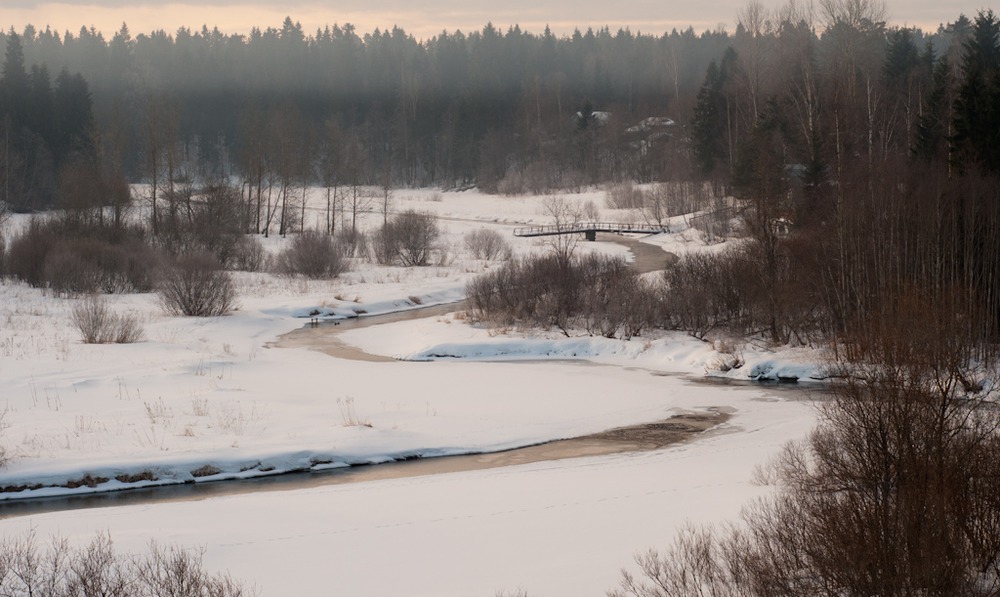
<box><xmin>0</xmin><ymin>0</ymin><xmax>990</xmax><ymax>40</ymax></box>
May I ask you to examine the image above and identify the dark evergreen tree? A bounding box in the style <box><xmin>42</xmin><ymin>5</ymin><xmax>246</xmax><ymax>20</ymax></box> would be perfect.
<box><xmin>952</xmin><ymin>10</ymin><xmax>1000</xmax><ymax>174</ymax></box>
<box><xmin>27</xmin><ymin>64</ymin><xmax>54</xmax><ymax>146</ymax></box>
<box><xmin>53</xmin><ymin>68</ymin><xmax>95</xmax><ymax>162</ymax></box>
<box><xmin>692</xmin><ymin>60</ymin><xmax>726</xmax><ymax>176</ymax></box>
<box><xmin>0</xmin><ymin>30</ymin><xmax>29</xmax><ymax>127</ymax></box>
<box><xmin>914</xmin><ymin>58</ymin><xmax>954</xmax><ymax>162</ymax></box>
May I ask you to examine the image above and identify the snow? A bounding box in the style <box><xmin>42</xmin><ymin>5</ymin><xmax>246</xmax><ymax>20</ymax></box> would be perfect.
<box><xmin>0</xmin><ymin>187</ymin><xmax>824</xmax><ymax>596</ymax></box>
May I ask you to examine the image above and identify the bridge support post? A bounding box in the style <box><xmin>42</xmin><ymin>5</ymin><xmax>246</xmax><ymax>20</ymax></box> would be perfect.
<box><xmin>585</xmin><ymin>230</ymin><xmax>596</xmax><ymax>241</ymax></box>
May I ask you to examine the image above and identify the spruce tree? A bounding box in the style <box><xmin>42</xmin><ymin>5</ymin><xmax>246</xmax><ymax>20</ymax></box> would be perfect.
<box><xmin>692</xmin><ymin>60</ymin><xmax>725</xmax><ymax>176</ymax></box>
<box><xmin>0</xmin><ymin>31</ymin><xmax>29</xmax><ymax>129</ymax></box>
<box><xmin>952</xmin><ymin>10</ymin><xmax>1000</xmax><ymax>173</ymax></box>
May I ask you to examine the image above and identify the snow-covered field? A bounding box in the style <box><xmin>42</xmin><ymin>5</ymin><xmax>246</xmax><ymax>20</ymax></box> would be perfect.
<box><xmin>0</xmin><ymin>187</ymin><xmax>824</xmax><ymax>595</ymax></box>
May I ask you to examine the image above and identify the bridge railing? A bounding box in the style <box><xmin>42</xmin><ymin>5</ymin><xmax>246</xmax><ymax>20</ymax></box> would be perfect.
<box><xmin>513</xmin><ymin>222</ymin><xmax>667</xmax><ymax>237</ymax></box>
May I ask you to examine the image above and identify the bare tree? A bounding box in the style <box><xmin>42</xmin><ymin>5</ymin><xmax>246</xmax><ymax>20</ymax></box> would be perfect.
<box><xmin>541</xmin><ymin>196</ymin><xmax>583</xmax><ymax>265</ymax></box>
<box><xmin>318</xmin><ymin>118</ymin><xmax>343</xmax><ymax>235</ymax></box>
<box><xmin>379</xmin><ymin>182</ymin><xmax>394</xmax><ymax>225</ymax></box>
<box><xmin>140</xmin><ymin>90</ymin><xmax>181</xmax><ymax>237</ymax></box>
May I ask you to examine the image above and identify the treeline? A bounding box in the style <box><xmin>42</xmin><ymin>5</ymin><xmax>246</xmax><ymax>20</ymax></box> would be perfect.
<box><xmin>1</xmin><ymin>18</ymin><xmax>733</xmax><ymax>198</ymax></box>
<box><xmin>0</xmin><ymin>32</ymin><xmax>113</xmax><ymax>212</ymax></box>
<box><xmin>0</xmin><ymin>5</ymin><xmax>967</xmax><ymax>211</ymax></box>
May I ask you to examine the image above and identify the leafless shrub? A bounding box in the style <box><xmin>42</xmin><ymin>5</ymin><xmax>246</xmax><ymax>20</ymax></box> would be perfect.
<box><xmin>690</xmin><ymin>196</ymin><xmax>736</xmax><ymax>243</ymax></box>
<box><xmin>523</xmin><ymin>161</ymin><xmax>558</xmax><ymax>194</ymax></box>
<box><xmin>337</xmin><ymin>227</ymin><xmax>369</xmax><ymax>259</ymax></box>
<box><xmin>496</xmin><ymin>169</ymin><xmax>526</xmax><ymax>196</ymax></box>
<box><xmin>577</xmin><ymin>255</ymin><xmax>660</xmax><ymax>340</ymax></box>
<box><xmin>605</xmin><ymin>180</ymin><xmax>646</xmax><ymax>209</ymax></box>
<box><xmin>155</xmin><ymin>182</ymin><xmax>248</xmax><ymax>268</ymax></box>
<box><xmin>464</xmin><ymin>228</ymin><xmax>511</xmax><ymax>260</ymax></box>
<box><xmin>661</xmin><ymin>247</ymin><xmax>760</xmax><ymax>339</ymax></box>
<box><xmin>158</xmin><ymin>253</ymin><xmax>237</xmax><ymax>317</ymax></box>
<box><xmin>7</xmin><ymin>218</ymin><xmax>159</xmax><ymax>294</ymax></box>
<box><xmin>44</xmin><ymin>245</ymin><xmax>100</xmax><ymax>295</ymax></box>
<box><xmin>0</xmin><ymin>530</ymin><xmax>253</xmax><ymax>596</ymax></box>
<box><xmin>230</xmin><ymin>236</ymin><xmax>267</xmax><ymax>273</ymax></box>
<box><xmin>613</xmin><ymin>293</ymin><xmax>1000</xmax><ymax>597</ymax></box>
<box><xmin>639</xmin><ymin>185</ymin><xmax>670</xmax><ymax>228</ymax></box>
<box><xmin>273</xmin><ymin>230</ymin><xmax>348</xmax><ymax>279</ymax></box>
<box><xmin>467</xmin><ymin>253</ymin><xmax>658</xmax><ymax>338</ymax></box>
<box><xmin>372</xmin><ymin>210</ymin><xmax>440</xmax><ymax>266</ymax></box>
<box><xmin>43</xmin><ymin>239</ymin><xmax>159</xmax><ymax>296</ymax></box>
<box><xmin>670</xmin><ymin>181</ymin><xmax>710</xmax><ymax>216</ymax></box>
<box><xmin>6</xmin><ymin>217</ymin><xmax>59</xmax><ymax>286</ymax></box>
<box><xmin>72</xmin><ymin>295</ymin><xmax>144</xmax><ymax>344</ymax></box>
<box><xmin>138</xmin><ymin>541</ymin><xmax>251</xmax><ymax>596</ymax></box>
<box><xmin>612</xmin><ymin>525</ymin><xmax>743</xmax><ymax>597</ymax></box>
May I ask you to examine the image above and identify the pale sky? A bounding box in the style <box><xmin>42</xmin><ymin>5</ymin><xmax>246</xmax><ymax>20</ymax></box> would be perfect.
<box><xmin>0</xmin><ymin>0</ymin><xmax>990</xmax><ymax>41</ymax></box>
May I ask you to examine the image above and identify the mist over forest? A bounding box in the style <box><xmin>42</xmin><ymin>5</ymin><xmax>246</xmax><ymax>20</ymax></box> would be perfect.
<box><xmin>0</xmin><ymin>1</ymin><xmax>997</xmax><ymax>336</ymax></box>
<box><xmin>0</xmin><ymin>4</ymin><xmax>987</xmax><ymax>203</ymax></box>
<box><xmin>1</xmin><ymin>0</ymin><xmax>998</xmax><ymax>339</ymax></box>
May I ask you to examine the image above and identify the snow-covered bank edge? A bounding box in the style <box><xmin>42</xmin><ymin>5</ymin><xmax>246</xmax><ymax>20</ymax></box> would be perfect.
<box><xmin>340</xmin><ymin>310</ymin><xmax>832</xmax><ymax>384</ymax></box>
<box><xmin>0</xmin><ymin>286</ymin><xmax>828</xmax><ymax>505</ymax></box>
<box><xmin>0</xmin><ymin>438</ymin><xmax>559</xmax><ymax>502</ymax></box>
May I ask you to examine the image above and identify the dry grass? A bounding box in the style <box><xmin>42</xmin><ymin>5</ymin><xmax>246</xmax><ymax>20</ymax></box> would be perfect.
<box><xmin>337</xmin><ymin>396</ymin><xmax>371</xmax><ymax>427</ymax></box>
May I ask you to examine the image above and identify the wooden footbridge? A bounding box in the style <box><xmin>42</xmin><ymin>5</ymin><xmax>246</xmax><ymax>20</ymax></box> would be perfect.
<box><xmin>513</xmin><ymin>222</ymin><xmax>668</xmax><ymax>241</ymax></box>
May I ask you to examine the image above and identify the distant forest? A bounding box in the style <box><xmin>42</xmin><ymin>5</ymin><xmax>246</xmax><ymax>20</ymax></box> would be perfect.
<box><xmin>0</xmin><ymin>3</ymin><xmax>995</xmax><ymax>213</ymax></box>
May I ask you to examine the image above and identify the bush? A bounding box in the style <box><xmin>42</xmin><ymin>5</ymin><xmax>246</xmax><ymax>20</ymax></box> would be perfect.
<box><xmin>6</xmin><ymin>218</ymin><xmax>58</xmax><ymax>286</ymax></box>
<box><xmin>373</xmin><ymin>210</ymin><xmax>439</xmax><ymax>266</ymax></box>
<box><xmin>72</xmin><ymin>295</ymin><xmax>144</xmax><ymax>344</ymax></box>
<box><xmin>467</xmin><ymin>253</ymin><xmax>659</xmax><ymax>338</ymax></box>
<box><xmin>154</xmin><ymin>183</ymin><xmax>247</xmax><ymax>263</ymax></box>
<box><xmin>231</xmin><ymin>235</ymin><xmax>267</xmax><ymax>272</ymax></box>
<box><xmin>42</xmin><ymin>239</ymin><xmax>159</xmax><ymax>296</ymax></box>
<box><xmin>273</xmin><ymin>230</ymin><xmax>348</xmax><ymax>279</ymax></box>
<box><xmin>44</xmin><ymin>244</ymin><xmax>101</xmax><ymax>295</ymax></box>
<box><xmin>605</xmin><ymin>181</ymin><xmax>646</xmax><ymax>210</ymax></box>
<box><xmin>337</xmin><ymin>228</ymin><xmax>369</xmax><ymax>260</ymax></box>
<box><xmin>464</xmin><ymin>228</ymin><xmax>511</xmax><ymax>260</ymax></box>
<box><xmin>6</xmin><ymin>218</ymin><xmax>159</xmax><ymax>294</ymax></box>
<box><xmin>661</xmin><ymin>247</ymin><xmax>760</xmax><ymax>338</ymax></box>
<box><xmin>158</xmin><ymin>253</ymin><xmax>237</xmax><ymax>317</ymax></box>
<box><xmin>0</xmin><ymin>530</ymin><xmax>251</xmax><ymax>596</ymax></box>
